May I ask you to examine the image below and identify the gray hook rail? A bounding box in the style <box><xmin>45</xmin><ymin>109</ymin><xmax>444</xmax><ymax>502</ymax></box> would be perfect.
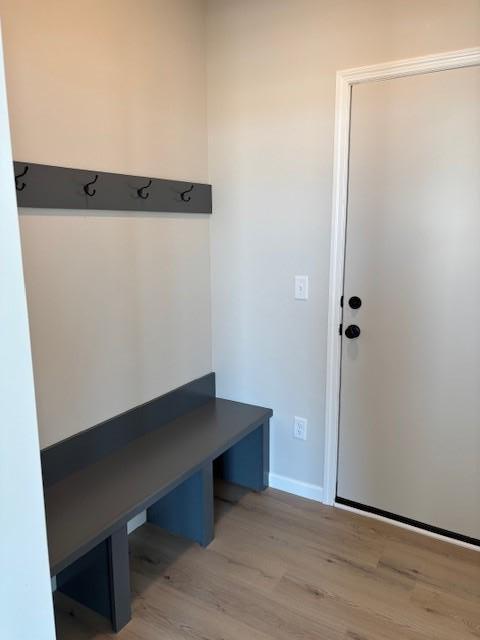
<box><xmin>13</xmin><ymin>161</ymin><xmax>212</xmax><ymax>214</ymax></box>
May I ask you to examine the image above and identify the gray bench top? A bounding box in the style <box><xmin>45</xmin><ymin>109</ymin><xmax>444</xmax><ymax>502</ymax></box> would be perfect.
<box><xmin>45</xmin><ymin>398</ymin><xmax>272</xmax><ymax>575</ymax></box>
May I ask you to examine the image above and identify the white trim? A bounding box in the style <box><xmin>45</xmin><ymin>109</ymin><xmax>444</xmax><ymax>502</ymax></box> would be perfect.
<box><xmin>269</xmin><ymin>473</ymin><xmax>324</xmax><ymax>502</ymax></box>
<box><xmin>127</xmin><ymin>510</ymin><xmax>147</xmax><ymax>534</ymax></box>
<box><xmin>338</xmin><ymin>47</ymin><xmax>480</xmax><ymax>86</ymax></box>
<box><xmin>335</xmin><ymin>502</ymin><xmax>480</xmax><ymax>553</ymax></box>
<box><xmin>324</xmin><ymin>47</ymin><xmax>480</xmax><ymax>507</ymax></box>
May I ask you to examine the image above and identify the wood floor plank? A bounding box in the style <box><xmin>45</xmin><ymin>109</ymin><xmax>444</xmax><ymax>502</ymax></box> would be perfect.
<box><xmin>130</xmin><ymin>536</ymin><xmax>344</xmax><ymax>640</ymax></box>
<box><xmin>129</xmin><ymin>524</ymin><xmax>284</xmax><ymax>595</ymax></box>
<box><xmin>55</xmin><ymin>486</ymin><xmax>480</xmax><ymax>640</ymax></box>
<box><xmin>130</xmin><ymin>576</ymin><xmax>276</xmax><ymax>640</ymax></box>
<box><xmin>379</xmin><ymin>538</ymin><xmax>480</xmax><ymax>601</ymax></box>
<box><xmin>213</xmin><ymin>493</ymin><xmax>384</xmax><ymax>571</ymax></box>
<box><xmin>410</xmin><ymin>583</ymin><xmax>480</xmax><ymax>638</ymax></box>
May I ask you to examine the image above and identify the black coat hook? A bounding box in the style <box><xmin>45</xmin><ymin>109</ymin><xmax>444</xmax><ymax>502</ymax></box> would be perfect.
<box><xmin>84</xmin><ymin>174</ymin><xmax>98</xmax><ymax>197</ymax></box>
<box><xmin>137</xmin><ymin>179</ymin><xmax>152</xmax><ymax>200</ymax></box>
<box><xmin>15</xmin><ymin>165</ymin><xmax>29</xmax><ymax>191</ymax></box>
<box><xmin>180</xmin><ymin>184</ymin><xmax>194</xmax><ymax>202</ymax></box>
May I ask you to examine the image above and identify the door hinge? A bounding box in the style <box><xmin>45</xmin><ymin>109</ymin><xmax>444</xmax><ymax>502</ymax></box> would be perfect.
<box><xmin>339</xmin><ymin>323</ymin><xmax>343</xmax><ymax>336</ymax></box>
<box><xmin>340</xmin><ymin>295</ymin><xmax>344</xmax><ymax>308</ymax></box>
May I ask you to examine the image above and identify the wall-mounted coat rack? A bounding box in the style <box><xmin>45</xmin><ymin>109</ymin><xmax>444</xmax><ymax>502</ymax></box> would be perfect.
<box><xmin>13</xmin><ymin>162</ymin><xmax>212</xmax><ymax>214</ymax></box>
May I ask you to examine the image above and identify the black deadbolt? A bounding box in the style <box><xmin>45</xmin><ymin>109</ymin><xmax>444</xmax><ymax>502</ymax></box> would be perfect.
<box><xmin>349</xmin><ymin>296</ymin><xmax>362</xmax><ymax>310</ymax></box>
<box><xmin>345</xmin><ymin>324</ymin><xmax>361</xmax><ymax>339</ymax></box>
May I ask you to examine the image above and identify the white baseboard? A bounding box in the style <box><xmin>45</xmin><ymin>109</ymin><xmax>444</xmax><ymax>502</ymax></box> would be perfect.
<box><xmin>269</xmin><ymin>473</ymin><xmax>324</xmax><ymax>502</ymax></box>
<box><xmin>127</xmin><ymin>510</ymin><xmax>146</xmax><ymax>534</ymax></box>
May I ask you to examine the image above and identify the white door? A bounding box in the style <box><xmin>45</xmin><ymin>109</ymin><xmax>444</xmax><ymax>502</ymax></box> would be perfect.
<box><xmin>0</xmin><ymin>24</ymin><xmax>56</xmax><ymax>639</ymax></box>
<box><xmin>337</xmin><ymin>64</ymin><xmax>480</xmax><ymax>543</ymax></box>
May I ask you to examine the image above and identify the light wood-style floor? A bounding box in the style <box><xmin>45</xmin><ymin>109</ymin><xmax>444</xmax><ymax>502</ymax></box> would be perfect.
<box><xmin>55</xmin><ymin>484</ymin><xmax>480</xmax><ymax>640</ymax></box>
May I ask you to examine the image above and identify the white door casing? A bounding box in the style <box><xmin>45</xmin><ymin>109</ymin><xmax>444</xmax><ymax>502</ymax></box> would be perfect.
<box><xmin>324</xmin><ymin>49</ymin><xmax>480</xmax><ymax>537</ymax></box>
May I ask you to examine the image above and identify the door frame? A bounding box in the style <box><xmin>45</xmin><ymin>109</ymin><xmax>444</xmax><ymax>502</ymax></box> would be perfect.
<box><xmin>323</xmin><ymin>47</ymin><xmax>480</xmax><ymax>507</ymax></box>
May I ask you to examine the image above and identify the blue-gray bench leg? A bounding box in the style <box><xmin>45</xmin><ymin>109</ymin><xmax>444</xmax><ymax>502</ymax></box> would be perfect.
<box><xmin>216</xmin><ymin>420</ymin><xmax>270</xmax><ymax>491</ymax></box>
<box><xmin>56</xmin><ymin>525</ymin><xmax>131</xmax><ymax>632</ymax></box>
<box><xmin>147</xmin><ymin>463</ymin><xmax>214</xmax><ymax>547</ymax></box>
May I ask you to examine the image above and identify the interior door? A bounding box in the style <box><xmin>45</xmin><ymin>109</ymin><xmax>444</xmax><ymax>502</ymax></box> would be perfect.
<box><xmin>337</xmin><ymin>64</ymin><xmax>480</xmax><ymax>542</ymax></box>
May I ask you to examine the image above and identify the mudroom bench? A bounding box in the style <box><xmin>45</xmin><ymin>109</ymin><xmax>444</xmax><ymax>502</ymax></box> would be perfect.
<box><xmin>41</xmin><ymin>373</ymin><xmax>272</xmax><ymax>632</ymax></box>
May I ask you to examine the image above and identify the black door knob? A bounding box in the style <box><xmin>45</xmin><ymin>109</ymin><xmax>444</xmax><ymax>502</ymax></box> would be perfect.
<box><xmin>349</xmin><ymin>296</ymin><xmax>362</xmax><ymax>310</ymax></box>
<box><xmin>345</xmin><ymin>324</ymin><xmax>361</xmax><ymax>339</ymax></box>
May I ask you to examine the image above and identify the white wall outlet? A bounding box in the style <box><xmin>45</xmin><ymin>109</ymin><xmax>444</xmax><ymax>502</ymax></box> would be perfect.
<box><xmin>294</xmin><ymin>275</ymin><xmax>309</xmax><ymax>300</ymax></box>
<box><xmin>294</xmin><ymin>416</ymin><xmax>307</xmax><ymax>440</ymax></box>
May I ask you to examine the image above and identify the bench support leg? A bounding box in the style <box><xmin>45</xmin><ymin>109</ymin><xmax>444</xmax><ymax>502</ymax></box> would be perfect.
<box><xmin>56</xmin><ymin>525</ymin><xmax>131</xmax><ymax>632</ymax></box>
<box><xmin>216</xmin><ymin>421</ymin><xmax>270</xmax><ymax>491</ymax></box>
<box><xmin>147</xmin><ymin>464</ymin><xmax>214</xmax><ymax>547</ymax></box>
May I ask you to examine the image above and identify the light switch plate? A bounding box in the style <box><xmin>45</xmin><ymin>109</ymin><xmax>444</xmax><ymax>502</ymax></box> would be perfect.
<box><xmin>295</xmin><ymin>275</ymin><xmax>309</xmax><ymax>300</ymax></box>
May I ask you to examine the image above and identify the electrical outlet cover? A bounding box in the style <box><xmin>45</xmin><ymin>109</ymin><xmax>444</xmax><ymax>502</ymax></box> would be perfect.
<box><xmin>294</xmin><ymin>416</ymin><xmax>307</xmax><ymax>440</ymax></box>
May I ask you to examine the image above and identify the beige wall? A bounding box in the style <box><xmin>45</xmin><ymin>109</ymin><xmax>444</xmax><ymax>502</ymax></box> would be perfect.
<box><xmin>0</xmin><ymin>0</ymin><xmax>211</xmax><ymax>448</ymax></box>
<box><xmin>2</xmin><ymin>0</ymin><xmax>479</xmax><ymax>479</ymax></box>
<box><xmin>207</xmin><ymin>0</ymin><xmax>480</xmax><ymax>492</ymax></box>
